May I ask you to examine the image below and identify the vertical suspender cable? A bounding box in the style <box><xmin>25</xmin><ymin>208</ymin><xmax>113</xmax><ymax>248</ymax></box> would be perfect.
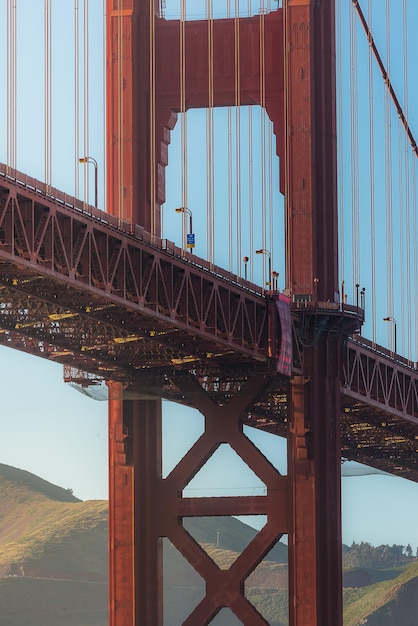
<box><xmin>265</xmin><ymin>0</ymin><xmax>273</xmax><ymax>281</ymax></box>
<box><xmin>384</xmin><ymin>0</ymin><xmax>394</xmax><ymax>340</ymax></box>
<box><xmin>398</xmin><ymin>123</ymin><xmax>405</xmax><ymax>354</ymax></box>
<box><xmin>248</xmin><ymin>107</ymin><xmax>254</xmax><ymax>282</ymax></box>
<box><xmin>102</xmin><ymin>0</ymin><xmax>107</xmax><ymax>211</ymax></box>
<box><xmin>268</xmin><ymin>118</ymin><xmax>273</xmax><ymax>282</ymax></box>
<box><xmin>413</xmin><ymin>158</ymin><xmax>417</xmax><ymax>362</ymax></box>
<box><xmin>402</xmin><ymin>0</ymin><xmax>411</xmax><ymax>358</ymax></box>
<box><xmin>228</xmin><ymin>105</ymin><xmax>233</xmax><ymax>269</ymax></box>
<box><xmin>259</xmin><ymin>0</ymin><xmax>266</xmax><ymax>285</ymax></box>
<box><xmin>349</xmin><ymin>0</ymin><xmax>360</xmax><ymax>296</ymax></box>
<box><xmin>83</xmin><ymin>0</ymin><xmax>89</xmax><ymax>203</ymax></box>
<box><xmin>6</xmin><ymin>0</ymin><xmax>17</xmax><ymax>170</ymax></box>
<box><xmin>368</xmin><ymin>0</ymin><xmax>376</xmax><ymax>341</ymax></box>
<box><xmin>206</xmin><ymin>0</ymin><xmax>214</xmax><ymax>263</ymax></box>
<box><xmin>74</xmin><ymin>1</ymin><xmax>79</xmax><ymax>198</ymax></box>
<box><xmin>44</xmin><ymin>0</ymin><xmax>52</xmax><ymax>187</ymax></box>
<box><xmin>336</xmin><ymin>0</ymin><xmax>344</xmax><ymax>290</ymax></box>
<box><xmin>248</xmin><ymin>0</ymin><xmax>254</xmax><ymax>282</ymax></box>
<box><xmin>235</xmin><ymin>0</ymin><xmax>241</xmax><ymax>275</ymax></box>
<box><xmin>180</xmin><ymin>0</ymin><xmax>187</xmax><ymax>249</ymax></box>
<box><xmin>117</xmin><ymin>0</ymin><xmax>123</xmax><ymax>218</ymax></box>
<box><xmin>227</xmin><ymin>0</ymin><xmax>233</xmax><ymax>270</ymax></box>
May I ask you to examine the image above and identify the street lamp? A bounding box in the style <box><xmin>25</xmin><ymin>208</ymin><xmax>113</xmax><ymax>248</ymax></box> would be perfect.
<box><xmin>175</xmin><ymin>207</ymin><xmax>194</xmax><ymax>250</ymax></box>
<box><xmin>383</xmin><ymin>316</ymin><xmax>397</xmax><ymax>354</ymax></box>
<box><xmin>272</xmin><ymin>271</ymin><xmax>279</xmax><ymax>291</ymax></box>
<box><xmin>79</xmin><ymin>156</ymin><xmax>98</xmax><ymax>207</ymax></box>
<box><xmin>256</xmin><ymin>248</ymin><xmax>272</xmax><ymax>287</ymax></box>
<box><xmin>243</xmin><ymin>256</ymin><xmax>249</xmax><ymax>280</ymax></box>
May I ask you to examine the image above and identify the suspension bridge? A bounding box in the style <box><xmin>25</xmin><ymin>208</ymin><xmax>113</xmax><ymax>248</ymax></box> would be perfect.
<box><xmin>1</xmin><ymin>1</ymin><xmax>418</xmax><ymax>625</ymax></box>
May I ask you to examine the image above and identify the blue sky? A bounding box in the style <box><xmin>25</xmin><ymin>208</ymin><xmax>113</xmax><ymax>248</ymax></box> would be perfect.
<box><xmin>1</xmin><ymin>0</ymin><xmax>418</xmax><ymax>553</ymax></box>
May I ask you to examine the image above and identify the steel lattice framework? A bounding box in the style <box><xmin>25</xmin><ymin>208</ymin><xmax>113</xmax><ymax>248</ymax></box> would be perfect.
<box><xmin>1</xmin><ymin>163</ymin><xmax>417</xmax><ymax>483</ymax></box>
<box><xmin>0</xmin><ymin>164</ymin><xmax>273</xmax><ymax>381</ymax></box>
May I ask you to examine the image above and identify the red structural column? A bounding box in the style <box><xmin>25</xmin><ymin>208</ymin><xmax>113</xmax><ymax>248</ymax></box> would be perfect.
<box><xmin>106</xmin><ymin>0</ymin><xmax>160</xmax><ymax>228</ymax></box>
<box><xmin>284</xmin><ymin>1</ymin><xmax>343</xmax><ymax>624</ymax></box>
<box><xmin>106</xmin><ymin>1</ymin><xmax>344</xmax><ymax>624</ymax></box>
<box><xmin>131</xmin><ymin>399</ymin><xmax>163</xmax><ymax>625</ymax></box>
<box><xmin>108</xmin><ymin>382</ymin><xmax>135</xmax><ymax>626</ymax></box>
<box><xmin>106</xmin><ymin>2</ymin><xmax>164</xmax><ymax>625</ymax></box>
<box><xmin>284</xmin><ymin>0</ymin><xmax>338</xmax><ymax>301</ymax></box>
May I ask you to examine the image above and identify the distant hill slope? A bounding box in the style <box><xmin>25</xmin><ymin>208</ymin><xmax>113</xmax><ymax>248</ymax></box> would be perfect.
<box><xmin>183</xmin><ymin>515</ymin><xmax>288</xmax><ymax>564</ymax></box>
<box><xmin>2</xmin><ymin>464</ymin><xmax>418</xmax><ymax>626</ymax></box>
<box><xmin>344</xmin><ymin>561</ymin><xmax>418</xmax><ymax>626</ymax></box>
<box><xmin>0</xmin><ymin>463</ymin><xmax>81</xmax><ymax>503</ymax></box>
<box><xmin>0</xmin><ymin>463</ymin><xmax>108</xmax><ymax>580</ymax></box>
<box><xmin>0</xmin><ymin>578</ymin><xmax>108</xmax><ymax>626</ymax></box>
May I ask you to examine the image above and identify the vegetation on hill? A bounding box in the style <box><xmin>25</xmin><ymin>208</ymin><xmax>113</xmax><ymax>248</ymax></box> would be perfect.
<box><xmin>343</xmin><ymin>561</ymin><xmax>418</xmax><ymax>626</ymax></box>
<box><xmin>343</xmin><ymin>540</ymin><xmax>416</xmax><ymax>570</ymax></box>
<box><xmin>1</xmin><ymin>463</ymin><xmax>418</xmax><ymax>626</ymax></box>
<box><xmin>0</xmin><ymin>463</ymin><xmax>107</xmax><ymax>580</ymax></box>
<box><xmin>0</xmin><ymin>577</ymin><xmax>107</xmax><ymax>626</ymax></box>
<box><xmin>183</xmin><ymin>516</ymin><xmax>288</xmax><ymax>564</ymax></box>
<box><xmin>0</xmin><ymin>463</ymin><xmax>80</xmax><ymax>503</ymax></box>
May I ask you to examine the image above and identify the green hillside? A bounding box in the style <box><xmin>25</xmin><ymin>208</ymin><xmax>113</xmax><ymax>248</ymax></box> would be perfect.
<box><xmin>0</xmin><ymin>463</ymin><xmax>108</xmax><ymax>580</ymax></box>
<box><xmin>343</xmin><ymin>561</ymin><xmax>418</xmax><ymax>626</ymax></box>
<box><xmin>1</xmin><ymin>463</ymin><xmax>418</xmax><ymax>626</ymax></box>
<box><xmin>184</xmin><ymin>515</ymin><xmax>288</xmax><ymax>563</ymax></box>
<box><xmin>0</xmin><ymin>577</ymin><xmax>108</xmax><ymax>626</ymax></box>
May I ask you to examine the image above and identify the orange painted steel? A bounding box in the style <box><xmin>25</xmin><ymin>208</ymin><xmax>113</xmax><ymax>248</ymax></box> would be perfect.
<box><xmin>111</xmin><ymin>0</ymin><xmax>349</xmax><ymax>623</ymax></box>
<box><xmin>108</xmin><ymin>382</ymin><xmax>134</xmax><ymax>626</ymax></box>
<box><xmin>104</xmin><ymin>0</ymin><xmax>346</xmax><ymax>624</ymax></box>
<box><xmin>284</xmin><ymin>1</ymin><xmax>344</xmax><ymax>623</ymax></box>
<box><xmin>0</xmin><ymin>175</ymin><xmax>415</xmax><ymax>481</ymax></box>
<box><xmin>105</xmin><ymin>2</ymin><xmax>289</xmax><ymax>622</ymax></box>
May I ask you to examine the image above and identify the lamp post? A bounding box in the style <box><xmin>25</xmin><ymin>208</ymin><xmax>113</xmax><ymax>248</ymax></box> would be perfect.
<box><xmin>243</xmin><ymin>256</ymin><xmax>249</xmax><ymax>280</ymax></box>
<box><xmin>383</xmin><ymin>316</ymin><xmax>397</xmax><ymax>354</ymax></box>
<box><xmin>79</xmin><ymin>156</ymin><xmax>98</xmax><ymax>207</ymax></box>
<box><xmin>255</xmin><ymin>248</ymin><xmax>272</xmax><ymax>287</ymax></box>
<box><xmin>272</xmin><ymin>271</ymin><xmax>279</xmax><ymax>291</ymax></box>
<box><xmin>175</xmin><ymin>207</ymin><xmax>194</xmax><ymax>250</ymax></box>
<box><xmin>313</xmin><ymin>277</ymin><xmax>320</xmax><ymax>302</ymax></box>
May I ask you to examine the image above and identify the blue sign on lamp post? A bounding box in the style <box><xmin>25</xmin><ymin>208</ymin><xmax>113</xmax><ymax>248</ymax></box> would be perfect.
<box><xmin>187</xmin><ymin>233</ymin><xmax>195</xmax><ymax>249</ymax></box>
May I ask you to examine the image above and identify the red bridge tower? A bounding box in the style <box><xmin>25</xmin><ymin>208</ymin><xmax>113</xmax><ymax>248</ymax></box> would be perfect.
<box><xmin>106</xmin><ymin>1</ymin><xmax>350</xmax><ymax>624</ymax></box>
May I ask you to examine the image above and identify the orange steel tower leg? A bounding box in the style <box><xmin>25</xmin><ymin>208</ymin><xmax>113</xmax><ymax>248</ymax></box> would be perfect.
<box><xmin>106</xmin><ymin>0</ymin><xmax>345</xmax><ymax>624</ymax></box>
<box><xmin>106</xmin><ymin>2</ymin><xmax>164</xmax><ymax>624</ymax></box>
<box><xmin>285</xmin><ymin>1</ymin><xmax>343</xmax><ymax>624</ymax></box>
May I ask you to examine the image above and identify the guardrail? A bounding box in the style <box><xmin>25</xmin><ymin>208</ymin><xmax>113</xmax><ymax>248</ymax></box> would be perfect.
<box><xmin>0</xmin><ymin>162</ymin><xmax>266</xmax><ymax>297</ymax></box>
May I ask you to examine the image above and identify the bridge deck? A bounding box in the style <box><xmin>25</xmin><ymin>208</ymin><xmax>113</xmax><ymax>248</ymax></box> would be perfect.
<box><xmin>0</xmin><ymin>164</ymin><xmax>417</xmax><ymax>481</ymax></box>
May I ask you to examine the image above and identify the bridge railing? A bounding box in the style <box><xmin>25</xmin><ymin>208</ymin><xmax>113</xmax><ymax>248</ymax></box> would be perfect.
<box><xmin>349</xmin><ymin>334</ymin><xmax>417</xmax><ymax>371</ymax></box>
<box><xmin>0</xmin><ymin>162</ymin><xmax>265</xmax><ymax>298</ymax></box>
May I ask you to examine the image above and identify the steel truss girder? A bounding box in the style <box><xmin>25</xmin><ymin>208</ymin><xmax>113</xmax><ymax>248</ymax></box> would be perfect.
<box><xmin>113</xmin><ymin>374</ymin><xmax>289</xmax><ymax>626</ymax></box>
<box><xmin>340</xmin><ymin>336</ymin><xmax>418</xmax><ymax>480</ymax></box>
<box><xmin>343</xmin><ymin>336</ymin><xmax>418</xmax><ymax>422</ymax></box>
<box><xmin>0</xmin><ymin>165</ymin><xmax>272</xmax><ymax>374</ymax></box>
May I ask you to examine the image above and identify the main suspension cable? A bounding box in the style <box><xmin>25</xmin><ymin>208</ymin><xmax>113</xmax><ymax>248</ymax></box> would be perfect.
<box><xmin>352</xmin><ymin>0</ymin><xmax>418</xmax><ymax>158</ymax></box>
